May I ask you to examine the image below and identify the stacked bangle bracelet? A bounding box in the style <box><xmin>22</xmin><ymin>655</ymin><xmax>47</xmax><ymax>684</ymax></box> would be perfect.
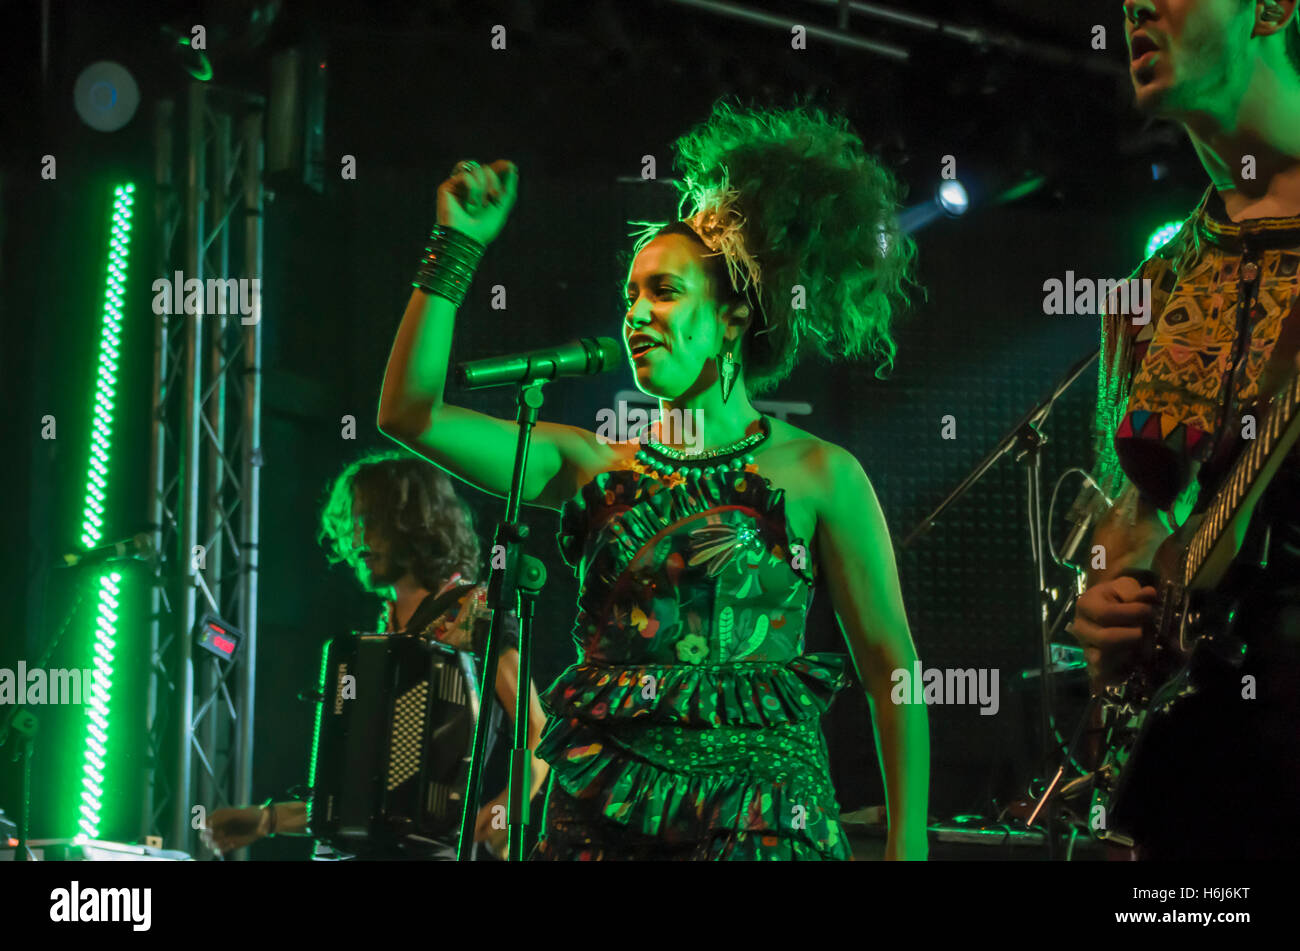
<box><xmin>413</xmin><ymin>225</ymin><xmax>486</xmax><ymax>308</ymax></box>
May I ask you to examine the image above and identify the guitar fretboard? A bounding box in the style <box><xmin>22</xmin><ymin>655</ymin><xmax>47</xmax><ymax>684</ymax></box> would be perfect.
<box><xmin>1183</xmin><ymin>371</ymin><xmax>1300</xmax><ymax>586</ymax></box>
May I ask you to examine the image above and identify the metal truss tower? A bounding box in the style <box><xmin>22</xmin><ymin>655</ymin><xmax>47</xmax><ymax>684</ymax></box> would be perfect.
<box><xmin>146</xmin><ymin>82</ymin><xmax>265</xmax><ymax>856</ymax></box>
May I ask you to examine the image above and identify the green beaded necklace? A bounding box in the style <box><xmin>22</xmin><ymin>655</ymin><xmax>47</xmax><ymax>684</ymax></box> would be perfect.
<box><xmin>634</xmin><ymin>415</ymin><xmax>771</xmax><ymax>478</ymax></box>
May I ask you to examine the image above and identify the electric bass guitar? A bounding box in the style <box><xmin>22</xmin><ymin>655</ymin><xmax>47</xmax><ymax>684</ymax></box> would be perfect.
<box><xmin>1091</xmin><ymin>368</ymin><xmax>1300</xmax><ymax>848</ymax></box>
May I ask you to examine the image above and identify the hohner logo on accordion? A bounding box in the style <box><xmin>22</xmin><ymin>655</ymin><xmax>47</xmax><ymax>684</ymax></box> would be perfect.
<box><xmin>333</xmin><ymin>662</ymin><xmax>348</xmax><ymax>715</ymax></box>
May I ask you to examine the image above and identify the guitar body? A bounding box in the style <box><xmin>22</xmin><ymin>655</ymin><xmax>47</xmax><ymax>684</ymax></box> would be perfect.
<box><xmin>1091</xmin><ymin>557</ymin><xmax>1246</xmax><ymax>848</ymax></box>
<box><xmin>1090</xmin><ymin>370</ymin><xmax>1300</xmax><ymax>850</ymax></box>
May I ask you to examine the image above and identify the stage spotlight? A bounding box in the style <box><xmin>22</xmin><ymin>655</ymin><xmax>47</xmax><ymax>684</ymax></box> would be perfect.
<box><xmin>74</xmin><ymin>62</ymin><xmax>140</xmax><ymax>132</ymax></box>
<box><xmin>936</xmin><ymin>180</ymin><xmax>969</xmax><ymax>217</ymax></box>
<box><xmin>899</xmin><ymin>179</ymin><xmax>969</xmax><ymax>233</ymax></box>
<box><xmin>1145</xmin><ymin>220</ymin><xmax>1183</xmax><ymax>258</ymax></box>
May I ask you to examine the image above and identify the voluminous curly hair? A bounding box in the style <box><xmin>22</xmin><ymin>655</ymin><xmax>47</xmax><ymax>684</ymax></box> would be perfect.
<box><xmin>318</xmin><ymin>449</ymin><xmax>481</xmax><ymax>589</ymax></box>
<box><xmin>635</xmin><ymin>99</ymin><xmax>918</xmax><ymax>394</ymax></box>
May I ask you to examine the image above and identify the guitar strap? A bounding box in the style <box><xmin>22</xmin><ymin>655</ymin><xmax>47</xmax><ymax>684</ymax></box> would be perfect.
<box><xmin>1196</xmin><ymin>253</ymin><xmax>1300</xmax><ymax>513</ymax></box>
<box><xmin>1196</xmin><ymin>255</ymin><xmax>1265</xmax><ymax>507</ymax></box>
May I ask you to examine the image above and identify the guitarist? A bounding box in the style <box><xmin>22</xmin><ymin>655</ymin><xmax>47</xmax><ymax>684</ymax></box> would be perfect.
<box><xmin>1071</xmin><ymin>0</ymin><xmax>1300</xmax><ymax>859</ymax></box>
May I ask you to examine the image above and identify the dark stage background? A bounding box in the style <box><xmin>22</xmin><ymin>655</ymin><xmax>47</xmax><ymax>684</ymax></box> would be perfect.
<box><xmin>1</xmin><ymin>0</ymin><xmax>1210</xmax><ymax>855</ymax></box>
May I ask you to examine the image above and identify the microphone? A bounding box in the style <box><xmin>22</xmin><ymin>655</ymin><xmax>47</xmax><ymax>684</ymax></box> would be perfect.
<box><xmin>60</xmin><ymin>532</ymin><xmax>155</xmax><ymax>568</ymax></box>
<box><xmin>456</xmin><ymin>337</ymin><xmax>622</xmax><ymax>390</ymax></box>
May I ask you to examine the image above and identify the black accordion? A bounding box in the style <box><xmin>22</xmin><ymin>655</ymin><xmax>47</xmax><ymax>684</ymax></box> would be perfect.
<box><xmin>308</xmin><ymin>633</ymin><xmax>479</xmax><ymax>857</ymax></box>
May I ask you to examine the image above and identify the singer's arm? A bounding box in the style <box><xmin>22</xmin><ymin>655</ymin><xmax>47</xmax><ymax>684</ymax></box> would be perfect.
<box><xmin>378</xmin><ymin>289</ymin><xmax>616</xmax><ymax>510</ymax></box>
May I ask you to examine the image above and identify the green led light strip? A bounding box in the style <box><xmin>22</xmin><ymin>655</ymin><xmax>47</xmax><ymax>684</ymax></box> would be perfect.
<box><xmin>79</xmin><ymin>571</ymin><xmax>120</xmax><ymax>838</ymax></box>
<box><xmin>76</xmin><ymin>182</ymin><xmax>135</xmax><ymax>840</ymax></box>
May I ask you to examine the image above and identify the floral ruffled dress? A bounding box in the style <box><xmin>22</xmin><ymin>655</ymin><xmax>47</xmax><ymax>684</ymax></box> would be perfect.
<box><xmin>533</xmin><ymin>455</ymin><xmax>852</xmax><ymax>860</ymax></box>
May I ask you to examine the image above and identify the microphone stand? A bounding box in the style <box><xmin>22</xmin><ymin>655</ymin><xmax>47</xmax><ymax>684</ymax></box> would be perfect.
<box><xmin>507</xmin><ymin>554</ymin><xmax>545</xmax><ymax>861</ymax></box>
<box><xmin>456</xmin><ymin>378</ymin><xmax>547</xmax><ymax>861</ymax></box>
<box><xmin>900</xmin><ymin>346</ymin><xmax>1099</xmax><ymax>860</ymax></box>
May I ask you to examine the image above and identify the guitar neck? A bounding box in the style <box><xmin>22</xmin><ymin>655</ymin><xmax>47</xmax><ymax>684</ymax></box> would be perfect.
<box><xmin>1182</xmin><ymin>370</ymin><xmax>1300</xmax><ymax>588</ymax></box>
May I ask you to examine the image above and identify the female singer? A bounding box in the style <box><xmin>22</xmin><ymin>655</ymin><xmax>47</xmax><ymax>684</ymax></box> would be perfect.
<box><xmin>379</xmin><ymin>101</ymin><xmax>929</xmax><ymax>860</ymax></box>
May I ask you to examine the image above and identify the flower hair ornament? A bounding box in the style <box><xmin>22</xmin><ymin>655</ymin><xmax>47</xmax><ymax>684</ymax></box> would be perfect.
<box><xmin>628</xmin><ymin>166</ymin><xmax>768</xmax><ymax>329</ymax></box>
<box><xmin>678</xmin><ymin>166</ymin><xmax>764</xmax><ymax>302</ymax></box>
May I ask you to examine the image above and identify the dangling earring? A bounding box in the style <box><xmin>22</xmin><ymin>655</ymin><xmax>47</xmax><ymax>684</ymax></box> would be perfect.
<box><xmin>718</xmin><ymin>348</ymin><xmax>738</xmax><ymax>403</ymax></box>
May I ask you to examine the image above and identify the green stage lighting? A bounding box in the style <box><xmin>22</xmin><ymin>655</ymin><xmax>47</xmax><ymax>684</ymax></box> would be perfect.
<box><xmin>75</xmin><ymin>183</ymin><xmax>135</xmax><ymax>840</ymax></box>
<box><xmin>1145</xmin><ymin>220</ymin><xmax>1183</xmax><ymax>260</ymax></box>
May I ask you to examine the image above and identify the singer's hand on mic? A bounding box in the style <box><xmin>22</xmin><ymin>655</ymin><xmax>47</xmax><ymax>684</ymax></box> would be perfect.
<box><xmin>438</xmin><ymin>159</ymin><xmax>518</xmax><ymax>247</ymax></box>
<box><xmin>1067</xmin><ymin>576</ymin><xmax>1157</xmax><ymax>687</ymax></box>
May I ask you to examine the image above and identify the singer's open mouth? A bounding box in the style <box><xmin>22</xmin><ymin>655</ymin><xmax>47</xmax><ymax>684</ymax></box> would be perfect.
<box><xmin>1129</xmin><ymin>32</ymin><xmax>1159</xmax><ymax>62</ymax></box>
<box><xmin>628</xmin><ymin>335</ymin><xmax>663</xmax><ymax>357</ymax></box>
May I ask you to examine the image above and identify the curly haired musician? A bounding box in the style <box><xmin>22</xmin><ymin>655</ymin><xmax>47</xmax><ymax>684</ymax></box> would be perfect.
<box><xmin>209</xmin><ymin>450</ymin><xmax>548</xmax><ymax>859</ymax></box>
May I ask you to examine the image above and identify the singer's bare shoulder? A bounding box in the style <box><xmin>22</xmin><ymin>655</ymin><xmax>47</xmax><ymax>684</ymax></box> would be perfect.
<box><xmin>757</xmin><ymin>417</ymin><xmax>868</xmax><ymax>489</ymax></box>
